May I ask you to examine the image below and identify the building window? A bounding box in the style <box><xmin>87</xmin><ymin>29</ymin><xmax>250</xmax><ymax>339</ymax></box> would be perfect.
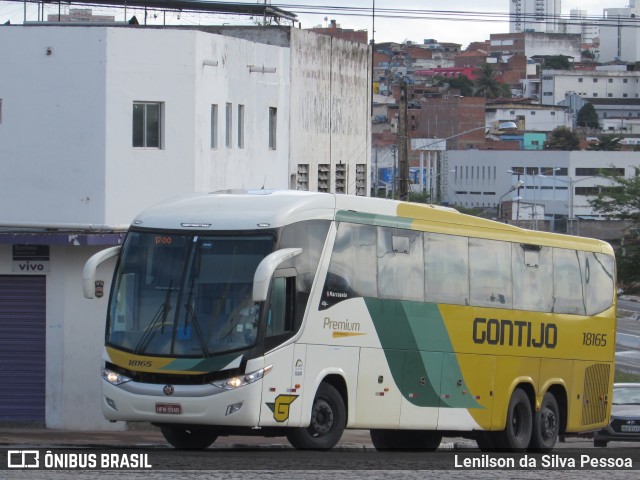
<box><xmin>335</xmin><ymin>164</ymin><xmax>347</xmax><ymax>194</ymax></box>
<box><xmin>550</xmin><ymin>111</ymin><xmax>556</xmax><ymax>115</ymax></box>
<box><xmin>623</xmin><ymin>93</ymin><xmax>628</xmax><ymax>98</ymax></box>
<box><xmin>608</xmin><ymin>93</ymin><xmax>613</xmax><ymax>98</ymax></box>
<box><xmin>608</xmin><ymin>78</ymin><xmax>613</xmax><ymax>83</ymax></box>
<box><xmin>269</xmin><ymin>107</ymin><xmax>277</xmax><ymax>150</ymax></box>
<box><xmin>593</xmin><ymin>78</ymin><xmax>598</xmax><ymax>83</ymax></box>
<box><xmin>593</xmin><ymin>93</ymin><xmax>598</xmax><ymax>97</ymax></box>
<box><xmin>297</xmin><ymin>164</ymin><xmax>309</xmax><ymax>190</ymax></box>
<box><xmin>624</xmin><ymin>78</ymin><xmax>628</xmax><ymax>84</ymax></box>
<box><xmin>237</xmin><ymin>104</ymin><xmax>245</xmax><ymax>149</ymax></box>
<box><xmin>210</xmin><ymin>104</ymin><xmax>218</xmax><ymax>149</ymax></box>
<box><xmin>225</xmin><ymin>103</ymin><xmax>232</xmax><ymax>148</ymax></box>
<box><xmin>578</xmin><ymin>78</ymin><xmax>583</xmax><ymax>83</ymax></box>
<box><xmin>132</xmin><ymin>102</ymin><xmax>162</xmax><ymax>148</ymax></box>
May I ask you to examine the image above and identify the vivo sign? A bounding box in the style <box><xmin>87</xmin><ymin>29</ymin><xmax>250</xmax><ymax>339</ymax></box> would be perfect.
<box><xmin>12</xmin><ymin>245</ymin><xmax>50</xmax><ymax>273</ymax></box>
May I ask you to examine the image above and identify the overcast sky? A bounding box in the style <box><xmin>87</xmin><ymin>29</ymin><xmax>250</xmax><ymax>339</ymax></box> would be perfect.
<box><xmin>0</xmin><ymin>0</ymin><xmax>620</xmax><ymax>48</ymax></box>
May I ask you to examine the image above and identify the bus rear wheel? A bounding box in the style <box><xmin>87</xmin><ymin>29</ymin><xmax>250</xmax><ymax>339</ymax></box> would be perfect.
<box><xmin>495</xmin><ymin>387</ymin><xmax>532</xmax><ymax>451</ymax></box>
<box><xmin>286</xmin><ymin>382</ymin><xmax>346</xmax><ymax>450</ymax></box>
<box><xmin>529</xmin><ymin>392</ymin><xmax>559</xmax><ymax>452</ymax></box>
<box><xmin>160</xmin><ymin>425</ymin><xmax>218</xmax><ymax>450</ymax></box>
<box><xmin>370</xmin><ymin>429</ymin><xmax>442</xmax><ymax>451</ymax></box>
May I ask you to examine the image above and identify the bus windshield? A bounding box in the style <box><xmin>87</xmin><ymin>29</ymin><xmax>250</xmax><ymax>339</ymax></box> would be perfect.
<box><xmin>107</xmin><ymin>231</ymin><xmax>274</xmax><ymax>357</ymax></box>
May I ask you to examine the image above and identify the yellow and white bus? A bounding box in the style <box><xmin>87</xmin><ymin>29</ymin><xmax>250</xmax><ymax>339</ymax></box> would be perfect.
<box><xmin>83</xmin><ymin>190</ymin><xmax>617</xmax><ymax>451</ymax></box>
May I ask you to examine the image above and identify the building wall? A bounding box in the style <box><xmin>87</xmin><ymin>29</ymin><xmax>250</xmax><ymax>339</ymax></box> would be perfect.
<box><xmin>510</xmin><ymin>0</ymin><xmax>561</xmax><ymax>34</ymax></box>
<box><xmin>414</xmin><ymin>97</ymin><xmax>486</xmax><ymax>149</ymax></box>
<box><xmin>541</xmin><ymin>70</ymin><xmax>640</xmax><ymax>106</ymax></box>
<box><xmin>490</xmin><ymin>32</ymin><xmax>581</xmax><ymax>62</ymax></box>
<box><xmin>289</xmin><ymin>29</ymin><xmax>371</xmax><ymax>194</ymax></box>
<box><xmin>0</xmin><ymin>27</ymin><xmax>108</xmax><ymax>224</ymax></box>
<box><xmin>0</xmin><ymin>26</ymin><xmax>293</xmax><ymax>226</ymax></box>
<box><xmin>103</xmin><ymin>28</ymin><xmax>292</xmax><ymax>223</ymax></box>
<box><xmin>600</xmin><ymin>3</ymin><xmax>640</xmax><ymax>63</ymax></box>
<box><xmin>486</xmin><ymin>105</ymin><xmax>572</xmax><ymax>132</ymax></box>
<box><xmin>445</xmin><ymin>150</ymin><xmax>640</xmax><ymax>220</ymax></box>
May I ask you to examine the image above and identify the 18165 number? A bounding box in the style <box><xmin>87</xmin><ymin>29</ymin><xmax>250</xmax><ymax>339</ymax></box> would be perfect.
<box><xmin>582</xmin><ymin>332</ymin><xmax>607</xmax><ymax>347</ymax></box>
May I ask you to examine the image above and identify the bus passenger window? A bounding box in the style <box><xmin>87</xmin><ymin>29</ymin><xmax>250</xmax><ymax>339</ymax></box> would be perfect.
<box><xmin>424</xmin><ymin>233</ymin><xmax>469</xmax><ymax>306</ymax></box>
<box><xmin>553</xmin><ymin>249</ymin><xmax>586</xmax><ymax>315</ymax></box>
<box><xmin>584</xmin><ymin>252</ymin><xmax>615</xmax><ymax>315</ymax></box>
<box><xmin>377</xmin><ymin>227</ymin><xmax>424</xmax><ymax>302</ymax></box>
<box><xmin>469</xmin><ymin>239</ymin><xmax>512</xmax><ymax>309</ymax></box>
<box><xmin>513</xmin><ymin>245</ymin><xmax>554</xmax><ymax>312</ymax></box>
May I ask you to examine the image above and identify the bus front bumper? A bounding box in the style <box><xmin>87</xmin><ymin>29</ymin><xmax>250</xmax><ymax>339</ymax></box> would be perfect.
<box><xmin>100</xmin><ymin>378</ymin><xmax>263</xmax><ymax>426</ymax></box>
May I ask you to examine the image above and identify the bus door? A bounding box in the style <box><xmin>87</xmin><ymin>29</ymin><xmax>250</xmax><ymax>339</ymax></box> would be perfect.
<box><xmin>259</xmin><ymin>271</ymin><xmax>299</xmax><ymax>427</ymax></box>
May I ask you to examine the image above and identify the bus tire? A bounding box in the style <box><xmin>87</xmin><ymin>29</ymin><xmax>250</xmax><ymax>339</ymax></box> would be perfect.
<box><xmin>286</xmin><ymin>382</ymin><xmax>346</xmax><ymax>450</ymax></box>
<box><xmin>495</xmin><ymin>387</ymin><xmax>532</xmax><ymax>451</ymax></box>
<box><xmin>370</xmin><ymin>429</ymin><xmax>442</xmax><ymax>451</ymax></box>
<box><xmin>529</xmin><ymin>392</ymin><xmax>559</xmax><ymax>452</ymax></box>
<box><xmin>160</xmin><ymin>425</ymin><xmax>218</xmax><ymax>450</ymax></box>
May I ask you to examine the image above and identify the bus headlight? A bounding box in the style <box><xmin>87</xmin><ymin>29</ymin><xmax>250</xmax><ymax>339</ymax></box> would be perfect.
<box><xmin>212</xmin><ymin>365</ymin><xmax>273</xmax><ymax>391</ymax></box>
<box><xmin>101</xmin><ymin>368</ymin><xmax>132</xmax><ymax>386</ymax></box>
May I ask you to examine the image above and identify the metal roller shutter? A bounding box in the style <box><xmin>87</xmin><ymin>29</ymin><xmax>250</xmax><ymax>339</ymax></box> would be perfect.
<box><xmin>0</xmin><ymin>275</ymin><xmax>46</xmax><ymax>422</ymax></box>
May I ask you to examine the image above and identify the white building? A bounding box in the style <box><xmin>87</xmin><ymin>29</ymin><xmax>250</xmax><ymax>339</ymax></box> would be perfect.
<box><xmin>600</xmin><ymin>0</ymin><xmax>640</xmax><ymax>63</ymax></box>
<box><xmin>0</xmin><ymin>24</ymin><xmax>370</xmax><ymax>429</ymax></box>
<box><xmin>445</xmin><ymin>150</ymin><xmax>639</xmax><ymax>223</ymax></box>
<box><xmin>485</xmin><ymin>104</ymin><xmax>573</xmax><ymax>132</ymax></box>
<box><xmin>541</xmin><ymin>69</ymin><xmax>640</xmax><ymax>106</ymax></box>
<box><xmin>510</xmin><ymin>0</ymin><xmax>561</xmax><ymax>34</ymax></box>
<box><xmin>560</xmin><ymin>9</ymin><xmax>599</xmax><ymax>45</ymax></box>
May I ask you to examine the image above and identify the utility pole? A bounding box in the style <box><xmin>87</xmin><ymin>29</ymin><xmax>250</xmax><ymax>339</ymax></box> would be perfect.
<box><xmin>397</xmin><ymin>81</ymin><xmax>410</xmax><ymax>201</ymax></box>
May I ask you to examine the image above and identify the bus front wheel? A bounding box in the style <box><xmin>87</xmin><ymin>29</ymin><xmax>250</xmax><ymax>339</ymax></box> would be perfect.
<box><xmin>529</xmin><ymin>392</ymin><xmax>559</xmax><ymax>452</ymax></box>
<box><xmin>495</xmin><ymin>387</ymin><xmax>532</xmax><ymax>451</ymax></box>
<box><xmin>160</xmin><ymin>425</ymin><xmax>218</xmax><ymax>450</ymax></box>
<box><xmin>286</xmin><ymin>382</ymin><xmax>346</xmax><ymax>450</ymax></box>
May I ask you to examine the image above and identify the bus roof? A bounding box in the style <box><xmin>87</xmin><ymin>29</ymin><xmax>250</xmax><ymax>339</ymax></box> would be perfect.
<box><xmin>132</xmin><ymin>190</ymin><xmax>613</xmax><ymax>254</ymax></box>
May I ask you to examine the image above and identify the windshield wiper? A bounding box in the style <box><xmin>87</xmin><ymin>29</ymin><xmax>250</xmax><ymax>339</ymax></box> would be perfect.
<box><xmin>182</xmin><ymin>277</ymin><xmax>209</xmax><ymax>357</ymax></box>
<box><xmin>134</xmin><ymin>282</ymin><xmax>173</xmax><ymax>355</ymax></box>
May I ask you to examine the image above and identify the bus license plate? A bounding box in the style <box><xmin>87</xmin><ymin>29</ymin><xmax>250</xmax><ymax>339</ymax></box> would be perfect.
<box><xmin>621</xmin><ymin>425</ymin><xmax>640</xmax><ymax>432</ymax></box>
<box><xmin>156</xmin><ymin>403</ymin><xmax>181</xmax><ymax>414</ymax></box>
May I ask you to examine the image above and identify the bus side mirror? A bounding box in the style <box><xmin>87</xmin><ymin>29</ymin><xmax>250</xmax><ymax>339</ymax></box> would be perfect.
<box><xmin>253</xmin><ymin>248</ymin><xmax>302</xmax><ymax>302</ymax></box>
<box><xmin>83</xmin><ymin>246</ymin><xmax>121</xmax><ymax>299</ymax></box>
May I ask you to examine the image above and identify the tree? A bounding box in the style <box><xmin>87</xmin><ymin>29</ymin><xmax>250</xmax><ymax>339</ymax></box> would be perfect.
<box><xmin>581</xmin><ymin>49</ymin><xmax>595</xmax><ymax>61</ymax></box>
<box><xmin>589</xmin><ymin>167</ymin><xmax>640</xmax><ymax>286</ymax></box>
<box><xmin>432</xmin><ymin>74</ymin><xmax>474</xmax><ymax>97</ymax></box>
<box><xmin>543</xmin><ymin>55</ymin><xmax>572</xmax><ymax>70</ymax></box>
<box><xmin>577</xmin><ymin>103</ymin><xmax>599</xmax><ymax>129</ymax></box>
<box><xmin>474</xmin><ymin>64</ymin><xmax>510</xmax><ymax>99</ymax></box>
<box><xmin>543</xmin><ymin>126</ymin><xmax>580</xmax><ymax>150</ymax></box>
<box><xmin>587</xmin><ymin>134</ymin><xmax>621</xmax><ymax>151</ymax></box>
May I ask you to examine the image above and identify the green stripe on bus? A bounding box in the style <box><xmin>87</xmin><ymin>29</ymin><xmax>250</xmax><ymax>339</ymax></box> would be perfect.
<box><xmin>160</xmin><ymin>353</ymin><xmax>241</xmax><ymax>373</ymax></box>
<box><xmin>364</xmin><ymin>298</ymin><xmax>480</xmax><ymax>409</ymax></box>
<box><xmin>336</xmin><ymin>210</ymin><xmax>413</xmax><ymax>229</ymax></box>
